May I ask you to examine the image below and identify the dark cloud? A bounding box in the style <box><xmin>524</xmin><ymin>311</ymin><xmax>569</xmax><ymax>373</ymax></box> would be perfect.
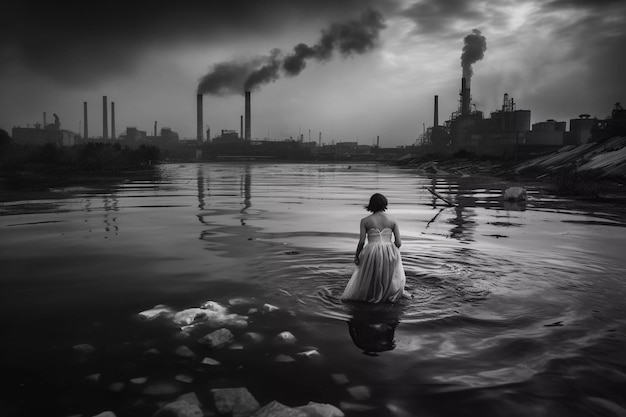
<box><xmin>0</xmin><ymin>0</ymin><xmax>398</xmax><ymax>87</ymax></box>
<box><xmin>197</xmin><ymin>10</ymin><xmax>386</xmax><ymax>95</ymax></box>
<box><xmin>400</xmin><ymin>0</ymin><xmax>485</xmax><ymax>35</ymax></box>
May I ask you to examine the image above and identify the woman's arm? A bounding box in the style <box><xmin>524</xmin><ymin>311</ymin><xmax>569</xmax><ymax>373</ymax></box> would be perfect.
<box><xmin>393</xmin><ymin>222</ymin><xmax>402</xmax><ymax>248</ymax></box>
<box><xmin>354</xmin><ymin>219</ymin><xmax>367</xmax><ymax>265</ymax></box>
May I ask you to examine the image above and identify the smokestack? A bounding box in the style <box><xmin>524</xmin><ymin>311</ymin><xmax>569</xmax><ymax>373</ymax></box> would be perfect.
<box><xmin>154</xmin><ymin>121</ymin><xmax>157</xmax><ymax>137</ymax></box>
<box><xmin>240</xmin><ymin>115</ymin><xmax>243</xmax><ymax>139</ymax></box>
<box><xmin>461</xmin><ymin>78</ymin><xmax>471</xmax><ymax>116</ymax></box>
<box><xmin>103</xmin><ymin>96</ymin><xmax>109</xmax><ymax>140</ymax></box>
<box><xmin>83</xmin><ymin>102</ymin><xmax>88</xmax><ymax>139</ymax></box>
<box><xmin>43</xmin><ymin>112</ymin><xmax>47</xmax><ymax>128</ymax></box>
<box><xmin>434</xmin><ymin>95</ymin><xmax>439</xmax><ymax>127</ymax></box>
<box><xmin>197</xmin><ymin>94</ymin><xmax>203</xmax><ymax>142</ymax></box>
<box><xmin>245</xmin><ymin>91</ymin><xmax>251</xmax><ymax>141</ymax></box>
<box><xmin>319</xmin><ymin>132</ymin><xmax>322</xmax><ymax>146</ymax></box>
<box><xmin>377</xmin><ymin>135</ymin><xmax>380</xmax><ymax>148</ymax></box>
<box><xmin>111</xmin><ymin>102</ymin><xmax>116</xmax><ymax>140</ymax></box>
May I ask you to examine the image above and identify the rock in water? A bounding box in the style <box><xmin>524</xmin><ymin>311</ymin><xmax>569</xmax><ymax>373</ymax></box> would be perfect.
<box><xmin>273</xmin><ymin>331</ymin><xmax>297</xmax><ymax>345</ymax></box>
<box><xmin>200</xmin><ymin>300</ymin><xmax>227</xmax><ymax>314</ymax></box>
<box><xmin>503</xmin><ymin>186</ymin><xmax>527</xmax><ymax>201</ymax></box>
<box><xmin>198</xmin><ymin>328</ymin><xmax>234</xmax><ymax>349</ymax></box>
<box><xmin>153</xmin><ymin>400</ymin><xmax>203</xmax><ymax>417</ymax></box>
<box><xmin>174</xmin><ymin>308</ymin><xmax>208</xmax><ymax>326</ymax></box>
<box><xmin>295</xmin><ymin>402</ymin><xmax>345</xmax><ymax>417</ymax></box>
<box><xmin>92</xmin><ymin>412</ymin><xmax>117</xmax><ymax>417</ymax></box>
<box><xmin>142</xmin><ymin>380</ymin><xmax>184</xmax><ymax>396</ymax></box>
<box><xmin>138</xmin><ymin>306</ymin><xmax>173</xmax><ymax>320</ymax></box>
<box><xmin>251</xmin><ymin>400</ymin><xmax>306</xmax><ymax>417</ymax></box>
<box><xmin>174</xmin><ymin>346</ymin><xmax>197</xmax><ymax>359</ymax></box>
<box><xmin>211</xmin><ymin>387</ymin><xmax>260</xmax><ymax>417</ymax></box>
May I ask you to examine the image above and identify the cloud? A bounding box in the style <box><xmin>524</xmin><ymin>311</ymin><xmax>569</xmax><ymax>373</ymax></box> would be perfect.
<box><xmin>0</xmin><ymin>0</ymin><xmax>398</xmax><ymax>87</ymax></box>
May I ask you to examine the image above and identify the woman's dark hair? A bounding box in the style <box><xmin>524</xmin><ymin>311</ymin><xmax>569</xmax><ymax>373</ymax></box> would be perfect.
<box><xmin>365</xmin><ymin>193</ymin><xmax>388</xmax><ymax>212</ymax></box>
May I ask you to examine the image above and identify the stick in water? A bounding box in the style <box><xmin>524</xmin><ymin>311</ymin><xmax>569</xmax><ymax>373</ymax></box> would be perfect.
<box><xmin>426</xmin><ymin>187</ymin><xmax>455</xmax><ymax>207</ymax></box>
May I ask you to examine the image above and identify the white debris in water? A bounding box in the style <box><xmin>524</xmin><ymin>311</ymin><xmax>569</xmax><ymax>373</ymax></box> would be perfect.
<box><xmin>273</xmin><ymin>331</ymin><xmax>297</xmax><ymax>345</ymax></box>
<box><xmin>347</xmin><ymin>385</ymin><xmax>370</xmax><ymax>400</ymax></box>
<box><xmin>138</xmin><ymin>306</ymin><xmax>173</xmax><ymax>320</ymax></box>
<box><xmin>262</xmin><ymin>303</ymin><xmax>280</xmax><ymax>312</ymax></box>
<box><xmin>200</xmin><ymin>300</ymin><xmax>228</xmax><ymax>313</ymax></box>
<box><xmin>331</xmin><ymin>374</ymin><xmax>349</xmax><ymax>385</ymax></box>
<box><xmin>201</xmin><ymin>357</ymin><xmax>221</xmax><ymax>366</ymax></box>
<box><xmin>173</xmin><ymin>308</ymin><xmax>208</xmax><ymax>326</ymax></box>
<box><xmin>228</xmin><ymin>343</ymin><xmax>244</xmax><ymax>350</ymax></box>
<box><xmin>296</xmin><ymin>349</ymin><xmax>321</xmax><ymax>359</ymax></box>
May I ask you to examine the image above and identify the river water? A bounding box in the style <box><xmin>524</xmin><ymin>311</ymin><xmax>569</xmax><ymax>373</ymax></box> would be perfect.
<box><xmin>1</xmin><ymin>162</ymin><xmax>625</xmax><ymax>417</ymax></box>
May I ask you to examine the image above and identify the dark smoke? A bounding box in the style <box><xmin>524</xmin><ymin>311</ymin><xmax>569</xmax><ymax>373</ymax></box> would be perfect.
<box><xmin>283</xmin><ymin>9</ymin><xmax>385</xmax><ymax>76</ymax></box>
<box><xmin>244</xmin><ymin>49</ymin><xmax>282</xmax><ymax>91</ymax></box>
<box><xmin>197</xmin><ymin>9</ymin><xmax>385</xmax><ymax>95</ymax></box>
<box><xmin>461</xmin><ymin>29</ymin><xmax>487</xmax><ymax>82</ymax></box>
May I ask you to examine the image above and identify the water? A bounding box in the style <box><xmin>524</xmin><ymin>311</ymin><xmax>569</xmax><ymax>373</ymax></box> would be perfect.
<box><xmin>1</xmin><ymin>162</ymin><xmax>625</xmax><ymax>417</ymax></box>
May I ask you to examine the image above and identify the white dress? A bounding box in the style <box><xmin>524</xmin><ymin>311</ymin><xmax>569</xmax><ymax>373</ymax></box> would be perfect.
<box><xmin>341</xmin><ymin>228</ymin><xmax>406</xmax><ymax>303</ymax></box>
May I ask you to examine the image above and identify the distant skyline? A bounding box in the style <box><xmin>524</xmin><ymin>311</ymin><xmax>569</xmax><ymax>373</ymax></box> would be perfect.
<box><xmin>1</xmin><ymin>0</ymin><xmax>625</xmax><ymax>146</ymax></box>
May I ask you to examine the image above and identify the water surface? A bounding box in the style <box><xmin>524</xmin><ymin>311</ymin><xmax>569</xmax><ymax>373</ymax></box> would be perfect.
<box><xmin>1</xmin><ymin>162</ymin><xmax>625</xmax><ymax>417</ymax></box>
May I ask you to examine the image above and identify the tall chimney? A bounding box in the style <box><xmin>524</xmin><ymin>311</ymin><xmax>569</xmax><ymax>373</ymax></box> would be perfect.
<box><xmin>103</xmin><ymin>96</ymin><xmax>109</xmax><ymax>139</ymax></box>
<box><xmin>245</xmin><ymin>91</ymin><xmax>251</xmax><ymax>141</ymax></box>
<box><xmin>319</xmin><ymin>132</ymin><xmax>322</xmax><ymax>146</ymax></box>
<box><xmin>83</xmin><ymin>101</ymin><xmax>88</xmax><ymax>139</ymax></box>
<box><xmin>43</xmin><ymin>112</ymin><xmax>47</xmax><ymax>128</ymax></box>
<box><xmin>154</xmin><ymin>121</ymin><xmax>157</xmax><ymax>137</ymax></box>
<box><xmin>461</xmin><ymin>78</ymin><xmax>471</xmax><ymax>116</ymax></box>
<box><xmin>434</xmin><ymin>95</ymin><xmax>439</xmax><ymax>127</ymax></box>
<box><xmin>377</xmin><ymin>135</ymin><xmax>380</xmax><ymax>148</ymax></box>
<box><xmin>197</xmin><ymin>94</ymin><xmax>203</xmax><ymax>142</ymax></box>
<box><xmin>111</xmin><ymin>102</ymin><xmax>116</xmax><ymax>140</ymax></box>
<box><xmin>240</xmin><ymin>115</ymin><xmax>243</xmax><ymax>139</ymax></box>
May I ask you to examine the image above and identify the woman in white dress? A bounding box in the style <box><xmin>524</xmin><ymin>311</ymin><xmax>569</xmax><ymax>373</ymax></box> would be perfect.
<box><xmin>341</xmin><ymin>193</ymin><xmax>407</xmax><ymax>303</ymax></box>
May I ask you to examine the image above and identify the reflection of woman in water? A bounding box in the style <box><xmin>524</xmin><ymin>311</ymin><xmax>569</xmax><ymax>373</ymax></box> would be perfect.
<box><xmin>341</xmin><ymin>193</ymin><xmax>408</xmax><ymax>303</ymax></box>
<box><xmin>347</xmin><ymin>302</ymin><xmax>401</xmax><ymax>356</ymax></box>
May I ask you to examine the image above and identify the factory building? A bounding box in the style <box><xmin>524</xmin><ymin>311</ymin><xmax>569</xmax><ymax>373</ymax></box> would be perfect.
<box><xmin>12</xmin><ymin>113</ymin><xmax>76</xmax><ymax>146</ymax></box>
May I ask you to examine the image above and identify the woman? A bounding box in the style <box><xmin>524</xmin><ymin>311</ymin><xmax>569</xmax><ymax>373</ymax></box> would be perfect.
<box><xmin>341</xmin><ymin>193</ymin><xmax>407</xmax><ymax>303</ymax></box>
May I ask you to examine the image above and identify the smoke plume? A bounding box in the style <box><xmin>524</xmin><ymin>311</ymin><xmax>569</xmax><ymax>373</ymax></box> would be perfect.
<box><xmin>197</xmin><ymin>9</ymin><xmax>385</xmax><ymax>95</ymax></box>
<box><xmin>461</xmin><ymin>29</ymin><xmax>487</xmax><ymax>82</ymax></box>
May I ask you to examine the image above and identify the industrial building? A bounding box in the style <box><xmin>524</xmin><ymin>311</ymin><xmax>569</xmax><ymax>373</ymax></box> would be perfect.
<box><xmin>12</xmin><ymin>113</ymin><xmax>77</xmax><ymax>147</ymax></box>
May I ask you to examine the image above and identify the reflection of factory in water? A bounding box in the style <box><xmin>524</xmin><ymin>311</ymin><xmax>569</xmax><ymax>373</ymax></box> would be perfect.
<box><xmin>422</xmin><ymin>77</ymin><xmax>625</xmax><ymax>158</ymax></box>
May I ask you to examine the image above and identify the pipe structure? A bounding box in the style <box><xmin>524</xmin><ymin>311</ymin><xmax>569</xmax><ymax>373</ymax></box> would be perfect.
<box><xmin>84</xmin><ymin>102</ymin><xmax>88</xmax><ymax>139</ymax></box>
<box><xmin>434</xmin><ymin>95</ymin><xmax>439</xmax><ymax>127</ymax></box>
<box><xmin>111</xmin><ymin>102</ymin><xmax>116</xmax><ymax>140</ymax></box>
<box><xmin>461</xmin><ymin>78</ymin><xmax>471</xmax><ymax>116</ymax></box>
<box><xmin>103</xmin><ymin>96</ymin><xmax>109</xmax><ymax>139</ymax></box>
<box><xmin>245</xmin><ymin>91</ymin><xmax>251</xmax><ymax>141</ymax></box>
<box><xmin>197</xmin><ymin>94</ymin><xmax>203</xmax><ymax>142</ymax></box>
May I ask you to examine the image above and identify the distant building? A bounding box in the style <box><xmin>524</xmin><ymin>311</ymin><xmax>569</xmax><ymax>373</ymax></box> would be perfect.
<box><xmin>12</xmin><ymin>117</ymin><xmax>76</xmax><ymax>147</ymax></box>
<box><xmin>567</xmin><ymin>115</ymin><xmax>596</xmax><ymax>145</ymax></box>
<box><xmin>525</xmin><ymin>119</ymin><xmax>566</xmax><ymax>146</ymax></box>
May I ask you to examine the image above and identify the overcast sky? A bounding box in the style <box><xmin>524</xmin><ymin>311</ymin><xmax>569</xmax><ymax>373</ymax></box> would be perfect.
<box><xmin>1</xmin><ymin>0</ymin><xmax>625</xmax><ymax>146</ymax></box>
